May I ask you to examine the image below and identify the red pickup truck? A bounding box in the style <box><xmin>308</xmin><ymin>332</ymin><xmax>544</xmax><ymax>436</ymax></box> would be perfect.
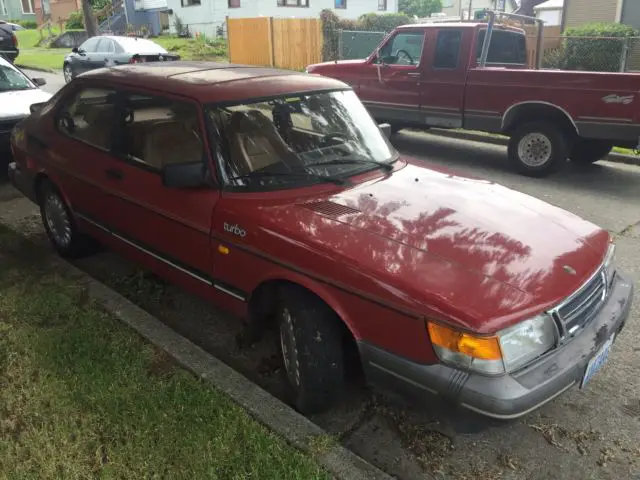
<box><xmin>306</xmin><ymin>15</ymin><xmax>640</xmax><ymax>177</ymax></box>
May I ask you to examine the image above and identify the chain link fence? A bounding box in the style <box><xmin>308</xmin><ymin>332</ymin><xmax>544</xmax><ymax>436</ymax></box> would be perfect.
<box><xmin>325</xmin><ymin>29</ymin><xmax>640</xmax><ymax>73</ymax></box>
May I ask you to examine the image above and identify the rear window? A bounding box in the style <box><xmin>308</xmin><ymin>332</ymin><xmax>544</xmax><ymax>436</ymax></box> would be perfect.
<box><xmin>476</xmin><ymin>29</ymin><xmax>527</xmax><ymax>65</ymax></box>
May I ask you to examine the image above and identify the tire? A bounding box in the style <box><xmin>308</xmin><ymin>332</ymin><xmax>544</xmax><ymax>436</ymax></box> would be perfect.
<box><xmin>63</xmin><ymin>63</ymin><xmax>73</xmax><ymax>84</ymax></box>
<box><xmin>39</xmin><ymin>180</ymin><xmax>97</xmax><ymax>258</ymax></box>
<box><xmin>507</xmin><ymin>121</ymin><xmax>569</xmax><ymax>177</ymax></box>
<box><xmin>569</xmin><ymin>139</ymin><xmax>613</xmax><ymax>165</ymax></box>
<box><xmin>276</xmin><ymin>285</ymin><xmax>346</xmax><ymax>414</ymax></box>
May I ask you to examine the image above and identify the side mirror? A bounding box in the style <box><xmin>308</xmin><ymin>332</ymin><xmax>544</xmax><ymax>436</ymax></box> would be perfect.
<box><xmin>30</xmin><ymin>101</ymin><xmax>48</xmax><ymax>114</ymax></box>
<box><xmin>32</xmin><ymin>77</ymin><xmax>46</xmax><ymax>87</ymax></box>
<box><xmin>72</xmin><ymin>47</ymin><xmax>79</xmax><ymax>53</ymax></box>
<box><xmin>378</xmin><ymin>123</ymin><xmax>391</xmax><ymax>139</ymax></box>
<box><xmin>161</xmin><ymin>161</ymin><xmax>206</xmax><ymax>188</ymax></box>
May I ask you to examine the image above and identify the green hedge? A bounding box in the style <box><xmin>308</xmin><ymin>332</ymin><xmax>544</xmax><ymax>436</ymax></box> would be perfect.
<box><xmin>544</xmin><ymin>23</ymin><xmax>639</xmax><ymax>72</ymax></box>
<box><xmin>8</xmin><ymin>19</ymin><xmax>38</xmax><ymax>29</ymax></box>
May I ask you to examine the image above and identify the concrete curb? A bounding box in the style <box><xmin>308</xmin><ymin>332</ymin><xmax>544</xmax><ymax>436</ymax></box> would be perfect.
<box><xmin>428</xmin><ymin>128</ymin><xmax>640</xmax><ymax>168</ymax></box>
<box><xmin>16</xmin><ymin>63</ymin><xmax>57</xmax><ymax>73</ymax></box>
<box><xmin>1</xmin><ymin>221</ymin><xmax>392</xmax><ymax>480</ymax></box>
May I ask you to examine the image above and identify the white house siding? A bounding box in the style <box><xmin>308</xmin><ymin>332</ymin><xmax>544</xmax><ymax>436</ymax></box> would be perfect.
<box><xmin>168</xmin><ymin>0</ymin><xmax>398</xmax><ymax>37</ymax></box>
<box><xmin>136</xmin><ymin>0</ymin><xmax>167</xmax><ymax>9</ymax></box>
<box><xmin>535</xmin><ymin>8</ymin><xmax>561</xmax><ymax>25</ymax></box>
<box><xmin>440</xmin><ymin>0</ymin><xmax>517</xmax><ymax>19</ymax></box>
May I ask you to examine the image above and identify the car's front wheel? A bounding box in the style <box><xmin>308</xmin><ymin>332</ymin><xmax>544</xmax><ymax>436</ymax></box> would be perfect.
<box><xmin>508</xmin><ymin>121</ymin><xmax>569</xmax><ymax>177</ymax></box>
<box><xmin>276</xmin><ymin>285</ymin><xmax>346</xmax><ymax>414</ymax></box>
<box><xmin>63</xmin><ymin>63</ymin><xmax>73</xmax><ymax>84</ymax></box>
<box><xmin>39</xmin><ymin>180</ymin><xmax>97</xmax><ymax>258</ymax></box>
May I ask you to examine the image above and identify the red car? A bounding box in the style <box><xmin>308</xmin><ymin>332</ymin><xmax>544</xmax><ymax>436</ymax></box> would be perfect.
<box><xmin>8</xmin><ymin>62</ymin><xmax>633</xmax><ymax>419</ymax></box>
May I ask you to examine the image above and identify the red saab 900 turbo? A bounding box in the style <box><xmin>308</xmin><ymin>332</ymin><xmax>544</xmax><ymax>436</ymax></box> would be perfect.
<box><xmin>8</xmin><ymin>62</ymin><xmax>633</xmax><ymax>419</ymax></box>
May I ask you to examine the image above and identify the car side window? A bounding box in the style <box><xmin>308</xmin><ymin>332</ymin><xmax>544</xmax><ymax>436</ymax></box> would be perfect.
<box><xmin>118</xmin><ymin>93</ymin><xmax>204</xmax><ymax>171</ymax></box>
<box><xmin>80</xmin><ymin>37</ymin><xmax>100</xmax><ymax>53</ymax></box>
<box><xmin>97</xmin><ymin>38</ymin><xmax>115</xmax><ymax>54</ymax></box>
<box><xmin>376</xmin><ymin>32</ymin><xmax>425</xmax><ymax>66</ymax></box>
<box><xmin>56</xmin><ymin>87</ymin><xmax>119</xmax><ymax>151</ymax></box>
<box><xmin>433</xmin><ymin>30</ymin><xmax>462</xmax><ymax>69</ymax></box>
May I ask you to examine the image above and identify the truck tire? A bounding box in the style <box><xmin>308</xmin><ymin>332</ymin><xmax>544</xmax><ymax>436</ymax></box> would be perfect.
<box><xmin>508</xmin><ymin>122</ymin><xmax>569</xmax><ymax>177</ymax></box>
<box><xmin>569</xmin><ymin>139</ymin><xmax>613</xmax><ymax>165</ymax></box>
<box><xmin>276</xmin><ymin>285</ymin><xmax>345</xmax><ymax>414</ymax></box>
<box><xmin>39</xmin><ymin>180</ymin><xmax>98</xmax><ymax>258</ymax></box>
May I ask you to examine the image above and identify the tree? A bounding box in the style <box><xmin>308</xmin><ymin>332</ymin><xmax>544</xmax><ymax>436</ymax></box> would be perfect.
<box><xmin>398</xmin><ymin>0</ymin><xmax>442</xmax><ymax>18</ymax></box>
<box><xmin>82</xmin><ymin>0</ymin><xmax>97</xmax><ymax>37</ymax></box>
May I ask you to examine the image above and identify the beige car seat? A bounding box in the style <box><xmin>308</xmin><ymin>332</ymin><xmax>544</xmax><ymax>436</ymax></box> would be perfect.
<box><xmin>79</xmin><ymin>104</ymin><xmax>118</xmax><ymax>148</ymax></box>
<box><xmin>143</xmin><ymin>121</ymin><xmax>203</xmax><ymax>170</ymax></box>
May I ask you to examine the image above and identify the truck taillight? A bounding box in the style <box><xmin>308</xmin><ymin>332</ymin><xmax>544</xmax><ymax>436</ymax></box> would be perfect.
<box><xmin>11</xmin><ymin>34</ymin><xmax>17</xmax><ymax>47</ymax></box>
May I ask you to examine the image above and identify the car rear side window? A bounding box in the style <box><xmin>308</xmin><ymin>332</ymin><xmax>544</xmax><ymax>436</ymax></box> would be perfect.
<box><xmin>56</xmin><ymin>88</ymin><xmax>119</xmax><ymax>151</ymax></box>
<box><xmin>433</xmin><ymin>29</ymin><xmax>462</xmax><ymax>69</ymax></box>
<box><xmin>476</xmin><ymin>30</ymin><xmax>527</xmax><ymax>65</ymax></box>
<box><xmin>96</xmin><ymin>38</ymin><xmax>115</xmax><ymax>53</ymax></box>
<box><xmin>117</xmin><ymin>93</ymin><xmax>204</xmax><ymax>172</ymax></box>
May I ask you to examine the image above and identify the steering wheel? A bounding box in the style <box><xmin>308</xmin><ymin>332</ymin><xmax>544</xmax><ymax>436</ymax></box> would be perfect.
<box><xmin>319</xmin><ymin>133</ymin><xmax>348</xmax><ymax>147</ymax></box>
<box><xmin>395</xmin><ymin>49</ymin><xmax>414</xmax><ymax>64</ymax></box>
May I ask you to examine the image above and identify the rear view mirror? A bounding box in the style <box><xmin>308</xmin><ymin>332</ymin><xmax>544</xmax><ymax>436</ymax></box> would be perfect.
<box><xmin>378</xmin><ymin>123</ymin><xmax>391</xmax><ymax>139</ymax></box>
<box><xmin>161</xmin><ymin>161</ymin><xmax>206</xmax><ymax>188</ymax></box>
<box><xmin>30</xmin><ymin>101</ymin><xmax>48</xmax><ymax>114</ymax></box>
<box><xmin>32</xmin><ymin>77</ymin><xmax>46</xmax><ymax>87</ymax></box>
<box><xmin>72</xmin><ymin>47</ymin><xmax>79</xmax><ymax>53</ymax></box>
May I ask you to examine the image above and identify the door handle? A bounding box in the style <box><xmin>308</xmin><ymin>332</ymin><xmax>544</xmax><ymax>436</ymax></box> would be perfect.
<box><xmin>105</xmin><ymin>168</ymin><xmax>123</xmax><ymax>180</ymax></box>
<box><xmin>407</xmin><ymin>72</ymin><xmax>421</xmax><ymax>78</ymax></box>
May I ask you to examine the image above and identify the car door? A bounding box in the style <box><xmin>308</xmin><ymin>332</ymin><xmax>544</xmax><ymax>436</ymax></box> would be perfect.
<box><xmin>46</xmin><ymin>85</ymin><xmax>121</xmax><ymax>234</ymax></box>
<box><xmin>88</xmin><ymin>38</ymin><xmax>114</xmax><ymax>71</ymax></box>
<box><xmin>100</xmin><ymin>88</ymin><xmax>220</xmax><ymax>298</ymax></box>
<box><xmin>73</xmin><ymin>37</ymin><xmax>100</xmax><ymax>75</ymax></box>
<box><xmin>419</xmin><ymin>27</ymin><xmax>468</xmax><ymax>129</ymax></box>
<box><xmin>357</xmin><ymin>29</ymin><xmax>426</xmax><ymax>124</ymax></box>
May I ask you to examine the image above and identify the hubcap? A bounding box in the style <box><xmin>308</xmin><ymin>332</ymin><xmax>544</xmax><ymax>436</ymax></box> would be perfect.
<box><xmin>44</xmin><ymin>193</ymin><xmax>72</xmax><ymax>248</ymax></box>
<box><xmin>63</xmin><ymin>66</ymin><xmax>72</xmax><ymax>83</ymax></box>
<box><xmin>279</xmin><ymin>307</ymin><xmax>301</xmax><ymax>387</ymax></box>
<box><xmin>518</xmin><ymin>132</ymin><xmax>553</xmax><ymax>167</ymax></box>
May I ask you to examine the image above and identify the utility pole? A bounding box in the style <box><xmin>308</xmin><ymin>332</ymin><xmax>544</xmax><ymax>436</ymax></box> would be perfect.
<box><xmin>468</xmin><ymin>0</ymin><xmax>473</xmax><ymax>20</ymax></box>
<box><xmin>82</xmin><ymin>0</ymin><xmax>97</xmax><ymax>37</ymax></box>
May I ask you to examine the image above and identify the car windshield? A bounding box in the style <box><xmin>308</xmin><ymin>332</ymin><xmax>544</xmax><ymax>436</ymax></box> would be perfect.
<box><xmin>206</xmin><ymin>90</ymin><xmax>398</xmax><ymax>190</ymax></box>
<box><xmin>0</xmin><ymin>64</ymin><xmax>33</xmax><ymax>92</ymax></box>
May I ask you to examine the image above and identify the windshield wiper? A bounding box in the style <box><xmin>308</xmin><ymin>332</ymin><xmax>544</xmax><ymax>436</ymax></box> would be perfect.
<box><xmin>228</xmin><ymin>170</ymin><xmax>349</xmax><ymax>186</ymax></box>
<box><xmin>305</xmin><ymin>156</ymin><xmax>395</xmax><ymax>172</ymax></box>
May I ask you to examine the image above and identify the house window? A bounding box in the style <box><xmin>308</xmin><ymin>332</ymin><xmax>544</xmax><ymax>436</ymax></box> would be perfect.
<box><xmin>21</xmin><ymin>0</ymin><xmax>35</xmax><ymax>14</ymax></box>
<box><xmin>335</xmin><ymin>0</ymin><xmax>346</xmax><ymax>8</ymax></box>
<box><xmin>228</xmin><ymin>0</ymin><xmax>240</xmax><ymax>6</ymax></box>
<box><xmin>277</xmin><ymin>0</ymin><xmax>309</xmax><ymax>7</ymax></box>
<box><xmin>181</xmin><ymin>0</ymin><xmax>200</xmax><ymax>6</ymax></box>
<box><xmin>378</xmin><ymin>0</ymin><xmax>386</xmax><ymax>11</ymax></box>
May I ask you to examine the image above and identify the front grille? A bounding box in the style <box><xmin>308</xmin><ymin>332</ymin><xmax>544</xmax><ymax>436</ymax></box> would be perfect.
<box><xmin>553</xmin><ymin>268</ymin><xmax>607</xmax><ymax>335</ymax></box>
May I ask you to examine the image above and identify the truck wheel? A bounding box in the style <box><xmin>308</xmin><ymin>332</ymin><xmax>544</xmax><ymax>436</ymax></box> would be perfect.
<box><xmin>569</xmin><ymin>139</ymin><xmax>613</xmax><ymax>165</ymax></box>
<box><xmin>39</xmin><ymin>180</ymin><xmax>98</xmax><ymax>259</ymax></box>
<box><xmin>508</xmin><ymin>122</ymin><xmax>569</xmax><ymax>177</ymax></box>
<box><xmin>276</xmin><ymin>285</ymin><xmax>345</xmax><ymax>414</ymax></box>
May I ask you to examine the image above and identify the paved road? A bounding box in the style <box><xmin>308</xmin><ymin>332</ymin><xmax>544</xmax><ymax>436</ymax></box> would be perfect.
<box><xmin>2</xmin><ymin>71</ymin><xmax>640</xmax><ymax>479</ymax></box>
<box><xmin>21</xmin><ymin>68</ymin><xmax>66</xmax><ymax>95</ymax></box>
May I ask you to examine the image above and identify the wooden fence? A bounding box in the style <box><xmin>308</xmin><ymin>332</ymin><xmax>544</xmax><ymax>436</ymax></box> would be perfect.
<box><xmin>227</xmin><ymin>17</ymin><xmax>322</xmax><ymax>71</ymax></box>
<box><xmin>524</xmin><ymin>25</ymin><xmax>562</xmax><ymax>68</ymax></box>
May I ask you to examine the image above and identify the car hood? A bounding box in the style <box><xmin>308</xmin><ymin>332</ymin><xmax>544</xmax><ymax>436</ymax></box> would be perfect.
<box><xmin>306</xmin><ymin>59</ymin><xmax>366</xmax><ymax>72</ymax></box>
<box><xmin>258</xmin><ymin>162</ymin><xmax>609</xmax><ymax>332</ymax></box>
<box><xmin>0</xmin><ymin>88</ymin><xmax>52</xmax><ymax>120</ymax></box>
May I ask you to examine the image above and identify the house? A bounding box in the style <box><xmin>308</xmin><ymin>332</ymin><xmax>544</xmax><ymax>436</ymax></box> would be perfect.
<box><xmin>0</xmin><ymin>0</ymin><xmax>37</xmax><ymax>23</ymax></box>
<box><xmin>439</xmin><ymin>0</ymin><xmax>519</xmax><ymax>20</ymax></box>
<box><xmin>533</xmin><ymin>0</ymin><xmax>562</xmax><ymax>26</ymax></box>
<box><xmin>164</xmin><ymin>0</ymin><xmax>398</xmax><ymax>38</ymax></box>
<box><xmin>563</xmin><ymin>0</ymin><xmax>640</xmax><ymax>30</ymax></box>
<box><xmin>97</xmin><ymin>0</ymin><xmax>171</xmax><ymax>36</ymax></box>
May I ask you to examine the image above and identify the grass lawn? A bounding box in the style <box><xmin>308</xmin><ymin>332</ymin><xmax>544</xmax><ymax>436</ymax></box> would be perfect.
<box><xmin>0</xmin><ymin>224</ymin><xmax>328</xmax><ymax>479</ymax></box>
<box><xmin>14</xmin><ymin>29</ymin><xmax>227</xmax><ymax>71</ymax></box>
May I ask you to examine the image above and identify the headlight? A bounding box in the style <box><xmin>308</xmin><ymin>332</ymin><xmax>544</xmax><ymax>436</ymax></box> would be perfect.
<box><xmin>497</xmin><ymin>314</ymin><xmax>556</xmax><ymax>372</ymax></box>
<box><xmin>427</xmin><ymin>314</ymin><xmax>557</xmax><ymax>375</ymax></box>
<box><xmin>603</xmin><ymin>242</ymin><xmax>616</xmax><ymax>287</ymax></box>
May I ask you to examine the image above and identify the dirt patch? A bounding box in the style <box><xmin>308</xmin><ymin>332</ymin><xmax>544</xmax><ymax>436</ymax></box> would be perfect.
<box><xmin>147</xmin><ymin>348</ymin><xmax>176</xmax><ymax>379</ymax></box>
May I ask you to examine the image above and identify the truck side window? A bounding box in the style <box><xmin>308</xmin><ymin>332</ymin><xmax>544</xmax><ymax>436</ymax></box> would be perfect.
<box><xmin>376</xmin><ymin>32</ymin><xmax>425</xmax><ymax>66</ymax></box>
<box><xmin>433</xmin><ymin>30</ymin><xmax>462</xmax><ymax>69</ymax></box>
<box><xmin>476</xmin><ymin>30</ymin><xmax>527</xmax><ymax>65</ymax></box>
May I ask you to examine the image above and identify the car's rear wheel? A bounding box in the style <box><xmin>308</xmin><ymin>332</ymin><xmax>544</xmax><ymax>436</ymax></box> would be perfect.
<box><xmin>569</xmin><ymin>139</ymin><xmax>613</xmax><ymax>165</ymax></box>
<box><xmin>276</xmin><ymin>285</ymin><xmax>346</xmax><ymax>414</ymax></box>
<box><xmin>508</xmin><ymin>121</ymin><xmax>569</xmax><ymax>177</ymax></box>
<box><xmin>39</xmin><ymin>180</ymin><xmax>97</xmax><ymax>258</ymax></box>
<box><xmin>63</xmin><ymin>63</ymin><xmax>73</xmax><ymax>84</ymax></box>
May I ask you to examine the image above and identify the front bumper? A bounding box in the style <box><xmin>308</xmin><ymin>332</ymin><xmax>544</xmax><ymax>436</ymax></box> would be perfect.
<box><xmin>7</xmin><ymin>161</ymin><xmax>37</xmax><ymax>203</ymax></box>
<box><xmin>359</xmin><ymin>272</ymin><xmax>634</xmax><ymax>420</ymax></box>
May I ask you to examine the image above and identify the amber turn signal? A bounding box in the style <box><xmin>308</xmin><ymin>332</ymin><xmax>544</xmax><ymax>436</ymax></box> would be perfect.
<box><xmin>427</xmin><ymin>322</ymin><xmax>503</xmax><ymax>361</ymax></box>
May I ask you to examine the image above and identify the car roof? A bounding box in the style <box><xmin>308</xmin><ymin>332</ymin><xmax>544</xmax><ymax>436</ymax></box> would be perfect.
<box><xmin>79</xmin><ymin>61</ymin><xmax>350</xmax><ymax>104</ymax></box>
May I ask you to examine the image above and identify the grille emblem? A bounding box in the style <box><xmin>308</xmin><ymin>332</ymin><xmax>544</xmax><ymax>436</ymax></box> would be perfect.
<box><xmin>563</xmin><ymin>265</ymin><xmax>577</xmax><ymax>275</ymax></box>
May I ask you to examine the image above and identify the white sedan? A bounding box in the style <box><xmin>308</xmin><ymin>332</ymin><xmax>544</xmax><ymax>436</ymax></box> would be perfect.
<box><xmin>1</xmin><ymin>56</ymin><xmax>52</xmax><ymax>165</ymax></box>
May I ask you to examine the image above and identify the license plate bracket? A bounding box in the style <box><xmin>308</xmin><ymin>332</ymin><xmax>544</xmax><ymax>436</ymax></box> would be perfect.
<box><xmin>580</xmin><ymin>334</ymin><xmax>615</xmax><ymax>389</ymax></box>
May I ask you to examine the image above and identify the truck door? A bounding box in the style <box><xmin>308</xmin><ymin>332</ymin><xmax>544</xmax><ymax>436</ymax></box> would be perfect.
<box><xmin>358</xmin><ymin>29</ymin><xmax>426</xmax><ymax>124</ymax></box>
<box><xmin>419</xmin><ymin>27</ymin><xmax>469</xmax><ymax>129</ymax></box>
